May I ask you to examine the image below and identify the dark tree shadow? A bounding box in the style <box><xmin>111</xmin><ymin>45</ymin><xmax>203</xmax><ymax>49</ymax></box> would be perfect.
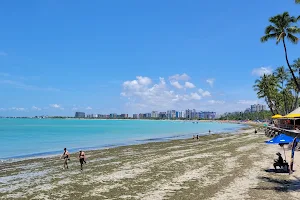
<box><xmin>253</xmin><ymin>176</ymin><xmax>300</xmax><ymax>192</ymax></box>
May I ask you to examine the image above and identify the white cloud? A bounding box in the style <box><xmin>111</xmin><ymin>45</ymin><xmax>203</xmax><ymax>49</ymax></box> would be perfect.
<box><xmin>50</xmin><ymin>104</ymin><xmax>61</xmax><ymax>109</ymax></box>
<box><xmin>0</xmin><ymin>108</ymin><xmax>6</xmax><ymax>111</ymax></box>
<box><xmin>86</xmin><ymin>106</ymin><xmax>92</xmax><ymax>110</ymax></box>
<box><xmin>170</xmin><ymin>81</ymin><xmax>183</xmax><ymax>89</ymax></box>
<box><xmin>208</xmin><ymin>100</ymin><xmax>225</xmax><ymax>105</ymax></box>
<box><xmin>252</xmin><ymin>67</ymin><xmax>272</xmax><ymax>76</ymax></box>
<box><xmin>169</xmin><ymin>73</ymin><xmax>190</xmax><ymax>81</ymax></box>
<box><xmin>121</xmin><ymin>76</ymin><xmax>205</xmax><ymax>112</ymax></box>
<box><xmin>72</xmin><ymin>107</ymin><xmax>78</xmax><ymax>111</ymax></box>
<box><xmin>190</xmin><ymin>92</ymin><xmax>202</xmax><ymax>100</ymax></box>
<box><xmin>237</xmin><ymin>100</ymin><xmax>259</xmax><ymax>105</ymax></box>
<box><xmin>198</xmin><ymin>88</ymin><xmax>211</xmax><ymax>97</ymax></box>
<box><xmin>206</xmin><ymin>79</ymin><xmax>215</xmax><ymax>87</ymax></box>
<box><xmin>0</xmin><ymin>52</ymin><xmax>7</xmax><ymax>56</ymax></box>
<box><xmin>184</xmin><ymin>81</ymin><xmax>195</xmax><ymax>88</ymax></box>
<box><xmin>32</xmin><ymin>106</ymin><xmax>41</xmax><ymax>111</ymax></box>
<box><xmin>136</xmin><ymin>76</ymin><xmax>152</xmax><ymax>85</ymax></box>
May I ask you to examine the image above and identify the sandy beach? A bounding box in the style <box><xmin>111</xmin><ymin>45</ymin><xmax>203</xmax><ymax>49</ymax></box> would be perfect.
<box><xmin>0</xmin><ymin>127</ymin><xmax>299</xmax><ymax>200</ymax></box>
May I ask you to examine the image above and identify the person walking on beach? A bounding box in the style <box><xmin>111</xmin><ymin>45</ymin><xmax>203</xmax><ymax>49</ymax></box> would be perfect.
<box><xmin>61</xmin><ymin>148</ymin><xmax>70</xmax><ymax>169</ymax></box>
<box><xmin>78</xmin><ymin>150</ymin><xmax>86</xmax><ymax>171</ymax></box>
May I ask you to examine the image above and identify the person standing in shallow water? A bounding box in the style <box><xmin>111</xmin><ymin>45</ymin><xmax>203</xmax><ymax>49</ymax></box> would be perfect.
<box><xmin>78</xmin><ymin>150</ymin><xmax>86</xmax><ymax>171</ymax></box>
<box><xmin>61</xmin><ymin>148</ymin><xmax>70</xmax><ymax>169</ymax></box>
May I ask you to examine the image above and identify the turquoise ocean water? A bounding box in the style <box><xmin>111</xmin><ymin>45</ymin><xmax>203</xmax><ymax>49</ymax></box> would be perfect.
<box><xmin>0</xmin><ymin>119</ymin><xmax>245</xmax><ymax>160</ymax></box>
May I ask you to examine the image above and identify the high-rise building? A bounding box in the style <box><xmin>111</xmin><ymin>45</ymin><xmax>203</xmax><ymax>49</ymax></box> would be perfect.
<box><xmin>151</xmin><ymin>111</ymin><xmax>159</xmax><ymax>118</ymax></box>
<box><xmin>109</xmin><ymin>113</ymin><xmax>117</xmax><ymax>119</ymax></box>
<box><xmin>144</xmin><ymin>113</ymin><xmax>151</xmax><ymax>118</ymax></box>
<box><xmin>185</xmin><ymin>109</ymin><xmax>197</xmax><ymax>119</ymax></box>
<box><xmin>75</xmin><ymin>112</ymin><xmax>85</xmax><ymax>118</ymax></box>
<box><xmin>250</xmin><ymin>104</ymin><xmax>267</xmax><ymax>112</ymax></box>
<box><xmin>120</xmin><ymin>114</ymin><xmax>129</xmax><ymax>118</ymax></box>
<box><xmin>181</xmin><ymin>111</ymin><xmax>186</xmax><ymax>118</ymax></box>
<box><xmin>159</xmin><ymin>112</ymin><xmax>167</xmax><ymax>119</ymax></box>
<box><xmin>133</xmin><ymin>114</ymin><xmax>138</xmax><ymax>119</ymax></box>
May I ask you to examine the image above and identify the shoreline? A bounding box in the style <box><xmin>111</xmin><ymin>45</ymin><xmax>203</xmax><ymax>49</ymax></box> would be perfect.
<box><xmin>0</xmin><ymin>123</ymin><xmax>250</xmax><ymax>163</ymax></box>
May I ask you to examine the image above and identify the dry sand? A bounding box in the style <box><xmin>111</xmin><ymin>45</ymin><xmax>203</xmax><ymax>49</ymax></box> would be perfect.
<box><xmin>0</xmin><ymin>128</ymin><xmax>299</xmax><ymax>200</ymax></box>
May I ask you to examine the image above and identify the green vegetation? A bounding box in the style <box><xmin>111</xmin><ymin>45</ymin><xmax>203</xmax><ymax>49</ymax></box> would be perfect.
<box><xmin>219</xmin><ymin>111</ymin><xmax>272</xmax><ymax>120</ymax></box>
<box><xmin>254</xmin><ymin>11</ymin><xmax>300</xmax><ymax>115</ymax></box>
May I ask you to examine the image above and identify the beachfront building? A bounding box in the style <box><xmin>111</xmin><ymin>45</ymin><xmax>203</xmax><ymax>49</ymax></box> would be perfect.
<box><xmin>109</xmin><ymin>113</ymin><xmax>118</xmax><ymax>119</ymax></box>
<box><xmin>86</xmin><ymin>114</ymin><xmax>92</xmax><ymax>118</ymax></box>
<box><xmin>203</xmin><ymin>112</ymin><xmax>216</xmax><ymax>119</ymax></box>
<box><xmin>181</xmin><ymin>111</ymin><xmax>186</xmax><ymax>118</ymax></box>
<box><xmin>166</xmin><ymin>110</ymin><xmax>177</xmax><ymax>119</ymax></box>
<box><xmin>75</xmin><ymin>112</ymin><xmax>85</xmax><ymax>118</ymax></box>
<box><xmin>250</xmin><ymin>104</ymin><xmax>267</xmax><ymax>113</ymax></box>
<box><xmin>133</xmin><ymin>114</ymin><xmax>138</xmax><ymax>119</ymax></box>
<box><xmin>98</xmin><ymin>114</ymin><xmax>108</xmax><ymax>119</ymax></box>
<box><xmin>185</xmin><ymin>109</ymin><xmax>197</xmax><ymax>119</ymax></box>
<box><xmin>151</xmin><ymin>111</ymin><xmax>159</xmax><ymax>118</ymax></box>
<box><xmin>120</xmin><ymin>114</ymin><xmax>129</xmax><ymax>119</ymax></box>
<box><xmin>176</xmin><ymin>111</ymin><xmax>183</xmax><ymax>118</ymax></box>
<box><xmin>144</xmin><ymin>113</ymin><xmax>151</xmax><ymax>118</ymax></box>
<box><xmin>159</xmin><ymin>112</ymin><xmax>167</xmax><ymax>119</ymax></box>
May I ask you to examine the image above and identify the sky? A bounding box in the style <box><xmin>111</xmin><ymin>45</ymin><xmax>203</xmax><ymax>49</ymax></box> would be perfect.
<box><xmin>0</xmin><ymin>0</ymin><xmax>299</xmax><ymax>117</ymax></box>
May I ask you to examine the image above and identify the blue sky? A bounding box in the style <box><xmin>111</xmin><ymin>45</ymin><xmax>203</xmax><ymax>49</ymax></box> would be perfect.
<box><xmin>0</xmin><ymin>0</ymin><xmax>299</xmax><ymax>116</ymax></box>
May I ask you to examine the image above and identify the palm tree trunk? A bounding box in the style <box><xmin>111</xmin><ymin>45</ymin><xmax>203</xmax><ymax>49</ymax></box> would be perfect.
<box><xmin>265</xmin><ymin>97</ymin><xmax>276</xmax><ymax>115</ymax></box>
<box><xmin>283</xmin><ymin>38</ymin><xmax>300</xmax><ymax>91</ymax></box>
<box><xmin>282</xmin><ymin>82</ymin><xmax>288</xmax><ymax>114</ymax></box>
<box><xmin>294</xmin><ymin>91</ymin><xmax>299</xmax><ymax>110</ymax></box>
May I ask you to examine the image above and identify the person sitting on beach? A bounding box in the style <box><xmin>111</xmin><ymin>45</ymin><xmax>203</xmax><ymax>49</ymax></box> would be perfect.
<box><xmin>61</xmin><ymin>148</ymin><xmax>70</xmax><ymax>169</ymax></box>
<box><xmin>209</xmin><ymin>130</ymin><xmax>211</xmax><ymax>134</ymax></box>
<box><xmin>78</xmin><ymin>150</ymin><xmax>86</xmax><ymax>171</ymax></box>
<box><xmin>193</xmin><ymin>135</ymin><xmax>195</xmax><ymax>139</ymax></box>
<box><xmin>273</xmin><ymin>152</ymin><xmax>284</xmax><ymax>170</ymax></box>
<box><xmin>196</xmin><ymin>135</ymin><xmax>199</xmax><ymax>140</ymax></box>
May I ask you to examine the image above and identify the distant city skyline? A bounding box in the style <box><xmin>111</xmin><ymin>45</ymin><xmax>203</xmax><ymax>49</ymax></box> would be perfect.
<box><xmin>74</xmin><ymin>109</ymin><xmax>217</xmax><ymax>120</ymax></box>
<box><xmin>1</xmin><ymin>1</ymin><xmax>295</xmax><ymax>116</ymax></box>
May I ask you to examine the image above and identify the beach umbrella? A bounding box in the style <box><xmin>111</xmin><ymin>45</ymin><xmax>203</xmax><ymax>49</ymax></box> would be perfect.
<box><xmin>282</xmin><ymin>113</ymin><xmax>300</xmax><ymax>118</ymax></box>
<box><xmin>265</xmin><ymin>134</ymin><xmax>299</xmax><ymax>160</ymax></box>
<box><xmin>272</xmin><ymin>114</ymin><xmax>283</xmax><ymax>119</ymax></box>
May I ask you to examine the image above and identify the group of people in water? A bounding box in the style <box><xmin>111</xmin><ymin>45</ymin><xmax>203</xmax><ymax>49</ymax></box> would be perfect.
<box><xmin>61</xmin><ymin>148</ymin><xmax>86</xmax><ymax>170</ymax></box>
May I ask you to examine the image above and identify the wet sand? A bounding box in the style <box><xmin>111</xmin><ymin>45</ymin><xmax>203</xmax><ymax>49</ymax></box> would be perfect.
<box><xmin>0</xmin><ymin>128</ymin><xmax>299</xmax><ymax>200</ymax></box>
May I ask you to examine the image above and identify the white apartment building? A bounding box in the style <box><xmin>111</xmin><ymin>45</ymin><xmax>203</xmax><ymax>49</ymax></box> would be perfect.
<box><xmin>151</xmin><ymin>111</ymin><xmax>159</xmax><ymax>118</ymax></box>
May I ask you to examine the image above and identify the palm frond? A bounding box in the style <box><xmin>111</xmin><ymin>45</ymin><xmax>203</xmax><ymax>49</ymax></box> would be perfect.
<box><xmin>265</xmin><ymin>25</ymin><xmax>279</xmax><ymax>34</ymax></box>
<box><xmin>287</xmin><ymin>26</ymin><xmax>300</xmax><ymax>34</ymax></box>
<box><xmin>296</xmin><ymin>0</ymin><xmax>300</xmax><ymax>4</ymax></box>
<box><xmin>261</xmin><ymin>33</ymin><xmax>278</xmax><ymax>43</ymax></box>
<box><xmin>287</xmin><ymin>33</ymin><xmax>299</xmax><ymax>44</ymax></box>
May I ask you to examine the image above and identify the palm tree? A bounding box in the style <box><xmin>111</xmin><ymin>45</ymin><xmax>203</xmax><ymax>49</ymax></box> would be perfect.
<box><xmin>253</xmin><ymin>74</ymin><xmax>279</xmax><ymax>114</ymax></box>
<box><xmin>261</xmin><ymin>12</ymin><xmax>300</xmax><ymax>91</ymax></box>
<box><xmin>274</xmin><ymin>66</ymin><xmax>289</xmax><ymax>114</ymax></box>
<box><xmin>296</xmin><ymin>0</ymin><xmax>300</xmax><ymax>3</ymax></box>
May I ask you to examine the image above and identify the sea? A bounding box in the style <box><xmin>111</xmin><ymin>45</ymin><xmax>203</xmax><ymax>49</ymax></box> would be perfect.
<box><xmin>0</xmin><ymin>119</ymin><xmax>245</xmax><ymax>160</ymax></box>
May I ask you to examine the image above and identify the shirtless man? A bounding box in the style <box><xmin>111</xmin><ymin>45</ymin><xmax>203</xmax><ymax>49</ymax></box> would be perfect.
<box><xmin>78</xmin><ymin>150</ymin><xmax>86</xmax><ymax>171</ymax></box>
<box><xmin>61</xmin><ymin>148</ymin><xmax>70</xmax><ymax>169</ymax></box>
